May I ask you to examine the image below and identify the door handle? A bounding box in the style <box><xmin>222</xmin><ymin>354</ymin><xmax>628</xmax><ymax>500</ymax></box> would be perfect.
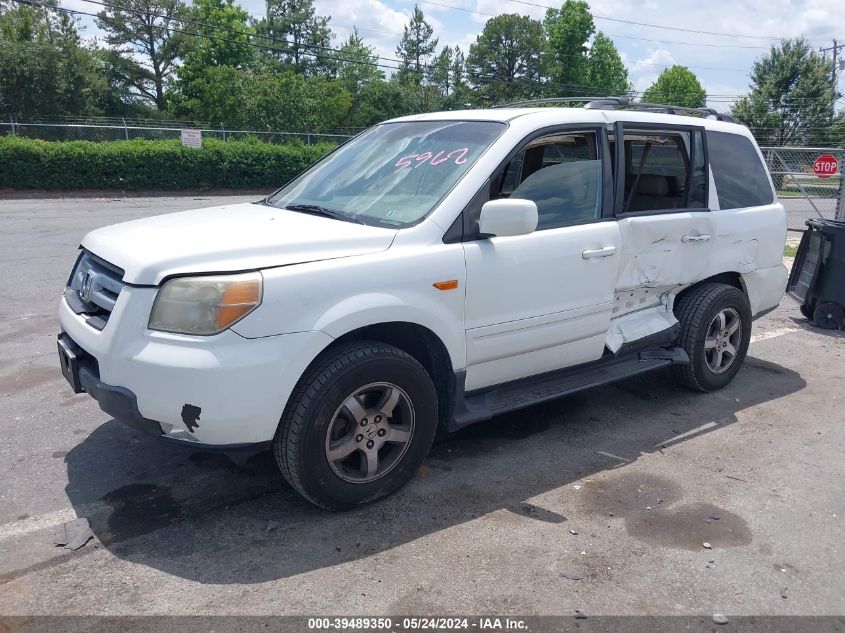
<box><xmin>582</xmin><ymin>246</ymin><xmax>617</xmax><ymax>259</ymax></box>
<box><xmin>682</xmin><ymin>234</ymin><xmax>711</xmax><ymax>243</ymax></box>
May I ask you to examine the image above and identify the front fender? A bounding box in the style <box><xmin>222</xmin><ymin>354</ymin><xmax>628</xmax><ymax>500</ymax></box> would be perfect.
<box><xmin>313</xmin><ymin>292</ymin><xmax>466</xmax><ymax>371</ymax></box>
<box><xmin>231</xmin><ymin>246</ymin><xmax>468</xmax><ymax>371</ymax></box>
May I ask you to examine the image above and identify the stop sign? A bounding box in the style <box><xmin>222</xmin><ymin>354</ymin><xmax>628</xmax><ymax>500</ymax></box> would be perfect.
<box><xmin>813</xmin><ymin>154</ymin><xmax>839</xmax><ymax>179</ymax></box>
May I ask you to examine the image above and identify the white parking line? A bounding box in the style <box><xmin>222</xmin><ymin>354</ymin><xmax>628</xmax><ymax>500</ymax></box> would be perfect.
<box><xmin>750</xmin><ymin>326</ymin><xmax>801</xmax><ymax>344</ymax></box>
<box><xmin>0</xmin><ymin>508</ymin><xmax>78</xmax><ymax>542</ymax></box>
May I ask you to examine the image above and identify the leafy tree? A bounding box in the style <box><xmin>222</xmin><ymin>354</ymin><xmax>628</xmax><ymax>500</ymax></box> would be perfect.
<box><xmin>96</xmin><ymin>0</ymin><xmax>189</xmax><ymax>110</ymax></box>
<box><xmin>641</xmin><ymin>65</ymin><xmax>706</xmax><ymax>108</ymax></box>
<box><xmin>395</xmin><ymin>5</ymin><xmax>437</xmax><ymax>86</ymax></box>
<box><xmin>466</xmin><ymin>13</ymin><xmax>545</xmax><ymax>104</ymax></box>
<box><xmin>584</xmin><ymin>32</ymin><xmax>628</xmax><ymax>96</ymax></box>
<box><xmin>732</xmin><ymin>38</ymin><xmax>837</xmax><ymax>146</ymax></box>
<box><xmin>175</xmin><ymin>66</ymin><xmax>350</xmax><ymax>131</ymax></box>
<box><xmin>0</xmin><ymin>2</ymin><xmax>117</xmax><ymax>117</ymax></box>
<box><xmin>829</xmin><ymin>112</ymin><xmax>845</xmax><ymax>147</ymax></box>
<box><xmin>179</xmin><ymin>0</ymin><xmax>253</xmax><ymax>84</ymax></box>
<box><xmin>543</xmin><ymin>0</ymin><xmax>593</xmax><ymax>93</ymax></box>
<box><xmin>254</xmin><ymin>0</ymin><xmax>334</xmax><ymax>76</ymax></box>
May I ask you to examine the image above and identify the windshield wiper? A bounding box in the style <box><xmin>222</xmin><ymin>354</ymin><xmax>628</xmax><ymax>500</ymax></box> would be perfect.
<box><xmin>284</xmin><ymin>203</ymin><xmax>366</xmax><ymax>225</ymax></box>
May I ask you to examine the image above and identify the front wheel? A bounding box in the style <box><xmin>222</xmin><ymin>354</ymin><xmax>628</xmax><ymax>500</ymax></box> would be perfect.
<box><xmin>274</xmin><ymin>341</ymin><xmax>438</xmax><ymax>510</ymax></box>
<box><xmin>671</xmin><ymin>283</ymin><xmax>752</xmax><ymax>392</ymax></box>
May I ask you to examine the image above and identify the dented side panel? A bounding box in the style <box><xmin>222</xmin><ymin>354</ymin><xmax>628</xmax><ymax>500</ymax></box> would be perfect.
<box><xmin>614</xmin><ymin>212</ymin><xmax>715</xmax><ymax>292</ymax></box>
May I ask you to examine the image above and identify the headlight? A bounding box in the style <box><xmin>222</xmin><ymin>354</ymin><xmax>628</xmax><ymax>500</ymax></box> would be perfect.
<box><xmin>148</xmin><ymin>272</ymin><xmax>262</xmax><ymax>335</ymax></box>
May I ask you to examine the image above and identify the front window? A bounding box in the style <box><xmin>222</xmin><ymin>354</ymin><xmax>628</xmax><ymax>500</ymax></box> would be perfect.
<box><xmin>494</xmin><ymin>130</ymin><xmax>603</xmax><ymax>229</ymax></box>
<box><xmin>266</xmin><ymin>121</ymin><xmax>505</xmax><ymax>227</ymax></box>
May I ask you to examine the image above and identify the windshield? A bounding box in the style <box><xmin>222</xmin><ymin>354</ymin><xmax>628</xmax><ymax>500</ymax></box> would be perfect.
<box><xmin>266</xmin><ymin>120</ymin><xmax>506</xmax><ymax>227</ymax></box>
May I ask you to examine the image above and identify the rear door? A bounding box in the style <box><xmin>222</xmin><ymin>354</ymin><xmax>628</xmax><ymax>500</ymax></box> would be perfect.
<box><xmin>612</xmin><ymin>123</ymin><xmax>714</xmax><ymax>305</ymax></box>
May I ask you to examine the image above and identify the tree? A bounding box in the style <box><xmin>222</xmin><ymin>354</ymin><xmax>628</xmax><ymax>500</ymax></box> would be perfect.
<box><xmin>395</xmin><ymin>5</ymin><xmax>437</xmax><ymax>86</ymax></box>
<box><xmin>254</xmin><ymin>0</ymin><xmax>334</xmax><ymax>76</ymax></box>
<box><xmin>336</xmin><ymin>28</ymin><xmax>383</xmax><ymax>94</ymax></box>
<box><xmin>179</xmin><ymin>0</ymin><xmax>253</xmax><ymax>85</ymax></box>
<box><xmin>428</xmin><ymin>46</ymin><xmax>453</xmax><ymax>95</ymax></box>
<box><xmin>175</xmin><ymin>66</ymin><xmax>350</xmax><ymax>132</ymax></box>
<box><xmin>335</xmin><ymin>28</ymin><xmax>383</xmax><ymax>126</ymax></box>
<box><xmin>466</xmin><ymin>13</ymin><xmax>545</xmax><ymax>104</ymax></box>
<box><xmin>96</xmin><ymin>0</ymin><xmax>189</xmax><ymax>110</ymax></box>
<box><xmin>543</xmin><ymin>0</ymin><xmax>594</xmax><ymax>92</ymax></box>
<box><xmin>451</xmin><ymin>45</ymin><xmax>466</xmax><ymax>92</ymax></box>
<box><xmin>584</xmin><ymin>32</ymin><xmax>628</xmax><ymax>96</ymax></box>
<box><xmin>642</xmin><ymin>65</ymin><xmax>706</xmax><ymax>108</ymax></box>
<box><xmin>829</xmin><ymin>112</ymin><xmax>845</xmax><ymax>147</ymax></box>
<box><xmin>732</xmin><ymin>38</ymin><xmax>837</xmax><ymax>146</ymax></box>
<box><xmin>0</xmin><ymin>2</ymin><xmax>118</xmax><ymax>117</ymax></box>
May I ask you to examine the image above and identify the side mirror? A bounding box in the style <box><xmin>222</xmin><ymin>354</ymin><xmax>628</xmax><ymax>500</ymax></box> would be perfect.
<box><xmin>478</xmin><ymin>198</ymin><xmax>538</xmax><ymax>238</ymax></box>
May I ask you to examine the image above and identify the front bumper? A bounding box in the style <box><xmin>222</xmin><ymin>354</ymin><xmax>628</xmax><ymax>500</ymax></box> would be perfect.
<box><xmin>59</xmin><ymin>286</ymin><xmax>333</xmax><ymax>445</ymax></box>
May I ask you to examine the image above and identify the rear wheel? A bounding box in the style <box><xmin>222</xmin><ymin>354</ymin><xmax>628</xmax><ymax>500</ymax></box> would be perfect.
<box><xmin>672</xmin><ymin>283</ymin><xmax>752</xmax><ymax>392</ymax></box>
<box><xmin>274</xmin><ymin>341</ymin><xmax>438</xmax><ymax>510</ymax></box>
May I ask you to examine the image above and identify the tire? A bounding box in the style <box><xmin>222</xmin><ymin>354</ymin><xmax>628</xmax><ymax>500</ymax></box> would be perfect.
<box><xmin>274</xmin><ymin>340</ymin><xmax>438</xmax><ymax>510</ymax></box>
<box><xmin>800</xmin><ymin>301</ymin><xmax>815</xmax><ymax>321</ymax></box>
<box><xmin>813</xmin><ymin>302</ymin><xmax>844</xmax><ymax>330</ymax></box>
<box><xmin>671</xmin><ymin>283</ymin><xmax>752</xmax><ymax>392</ymax></box>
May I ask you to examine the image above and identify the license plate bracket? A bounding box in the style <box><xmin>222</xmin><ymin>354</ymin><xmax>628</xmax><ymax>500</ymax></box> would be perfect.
<box><xmin>57</xmin><ymin>334</ymin><xmax>84</xmax><ymax>394</ymax></box>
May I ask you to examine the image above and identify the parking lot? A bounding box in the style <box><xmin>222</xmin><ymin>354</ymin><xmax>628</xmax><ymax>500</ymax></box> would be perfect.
<box><xmin>0</xmin><ymin>195</ymin><xmax>843</xmax><ymax>617</ymax></box>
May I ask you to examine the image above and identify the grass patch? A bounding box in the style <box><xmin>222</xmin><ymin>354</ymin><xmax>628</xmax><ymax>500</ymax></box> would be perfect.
<box><xmin>784</xmin><ymin>244</ymin><xmax>798</xmax><ymax>257</ymax></box>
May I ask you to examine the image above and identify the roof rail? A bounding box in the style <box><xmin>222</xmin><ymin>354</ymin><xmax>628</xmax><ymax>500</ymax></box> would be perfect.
<box><xmin>492</xmin><ymin>97</ymin><xmax>620</xmax><ymax>108</ymax></box>
<box><xmin>492</xmin><ymin>96</ymin><xmax>736</xmax><ymax>123</ymax></box>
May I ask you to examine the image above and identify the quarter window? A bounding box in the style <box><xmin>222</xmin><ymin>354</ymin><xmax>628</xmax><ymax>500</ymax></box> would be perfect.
<box><xmin>706</xmin><ymin>131</ymin><xmax>774</xmax><ymax>209</ymax></box>
<box><xmin>494</xmin><ymin>131</ymin><xmax>602</xmax><ymax>230</ymax></box>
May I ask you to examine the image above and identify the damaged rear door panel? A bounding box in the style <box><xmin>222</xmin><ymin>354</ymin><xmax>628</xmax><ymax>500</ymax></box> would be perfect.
<box><xmin>607</xmin><ymin>122</ymin><xmax>714</xmax><ymax>348</ymax></box>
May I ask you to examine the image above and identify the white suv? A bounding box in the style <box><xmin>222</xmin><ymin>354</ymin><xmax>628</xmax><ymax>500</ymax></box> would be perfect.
<box><xmin>58</xmin><ymin>100</ymin><xmax>787</xmax><ymax>509</ymax></box>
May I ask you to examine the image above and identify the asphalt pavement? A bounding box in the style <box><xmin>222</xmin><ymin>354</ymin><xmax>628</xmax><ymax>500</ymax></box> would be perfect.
<box><xmin>0</xmin><ymin>195</ymin><xmax>843</xmax><ymax>617</ymax></box>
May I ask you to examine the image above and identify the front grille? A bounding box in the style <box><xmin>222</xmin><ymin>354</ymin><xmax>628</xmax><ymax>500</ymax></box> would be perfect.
<box><xmin>65</xmin><ymin>250</ymin><xmax>126</xmax><ymax>330</ymax></box>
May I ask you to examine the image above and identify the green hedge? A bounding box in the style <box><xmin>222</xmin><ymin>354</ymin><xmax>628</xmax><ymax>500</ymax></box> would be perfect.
<box><xmin>0</xmin><ymin>136</ymin><xmax>335</xmax><ymax>190</ymax></box>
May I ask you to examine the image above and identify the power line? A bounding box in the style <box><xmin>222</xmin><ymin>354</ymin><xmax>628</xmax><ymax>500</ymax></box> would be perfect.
<box><xmin>44</xmin><ymin>0</ymin><xmax>738</xmax><ymax>98</ymax></box>
<box><xmin>504</xmin><ymin>0</ymin><xmax>792</xmax><ymax>41</ymax></box>
<box><xmin>418</xmin><ymin>0</ymin><xmax>824</xmax><ymax>50</ymax></box>
<box><xmin>15</xmin><ymin>0</ymin><xmax>636</xmax><ymax>97</ymax></box>
<box><xmin>20</xmin><ymin>0</ymin><xmax>842</xmax><ymax>107</ymax></box>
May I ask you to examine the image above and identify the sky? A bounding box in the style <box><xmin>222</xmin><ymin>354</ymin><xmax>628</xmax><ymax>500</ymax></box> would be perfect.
<box><xmin>62</xmin><ymin>0</ymin><xmax>845</xmax><ymax>110</ymax></box>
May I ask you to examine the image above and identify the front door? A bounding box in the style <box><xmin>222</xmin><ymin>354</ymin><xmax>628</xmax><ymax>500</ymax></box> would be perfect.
<box><xmin>462</xmin><ymin>127</ymin><xmax>621</xmax><ymax>392</ymax></box>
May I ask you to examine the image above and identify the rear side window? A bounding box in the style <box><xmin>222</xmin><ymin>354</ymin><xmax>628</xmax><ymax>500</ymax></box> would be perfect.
<box><xmin>614</xmin><ymin>128</ymin><xmax>706</xmax><ymax>213</ymax></box>
<box><xmin>706</xmin><ymin>131</ymin><xmax>774</xmax><ymax>209</ymax></box>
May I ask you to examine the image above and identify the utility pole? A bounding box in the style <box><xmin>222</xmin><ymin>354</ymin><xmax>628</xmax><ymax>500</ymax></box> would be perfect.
<box><xmin>820</xmin><ymin>40</ymin><xmax>843</xmax><ymax>118</ymax></box>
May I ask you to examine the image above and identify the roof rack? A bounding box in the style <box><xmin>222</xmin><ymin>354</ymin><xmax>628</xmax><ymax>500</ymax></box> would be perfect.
<box><xmin>492</xmin><ymin>96</ymin><xmax>736</xmax><ymax>123</ymax></box>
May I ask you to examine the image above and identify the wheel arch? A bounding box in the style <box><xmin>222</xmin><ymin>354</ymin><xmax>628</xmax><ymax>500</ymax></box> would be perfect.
<box><xmin>673</xmin><ymin>271</ymin><xmax>745</xmax><ymax>310</ymax></box>
<box><xmin>318</xmin><ymin>321</ymin><xmax>457</xmax><ymax>433</ymax></box>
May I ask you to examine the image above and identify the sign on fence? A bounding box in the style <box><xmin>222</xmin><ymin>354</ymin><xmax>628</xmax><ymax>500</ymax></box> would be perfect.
<box><xmin>812</xmin><ymin>154</ymin><xmax>839</xmax><ymax>179</ymax></box>
<box><xmin>180</xmin><ymin>128</ymin><xmax>202</xmax><ymax>149</ymax></box>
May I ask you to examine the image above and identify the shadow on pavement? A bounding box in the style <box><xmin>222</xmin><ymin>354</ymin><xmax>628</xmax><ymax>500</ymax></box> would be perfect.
<box><xmin>62</xmin><ymin>357</ymin><xmax>805</xmax><ymax>583</ymax></box>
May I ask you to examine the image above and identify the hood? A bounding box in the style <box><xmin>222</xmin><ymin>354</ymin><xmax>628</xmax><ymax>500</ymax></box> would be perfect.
<box><xmin>81</xmin><ymin>203</ymin><xmax>398</xmax><ymax>285</ymax></box>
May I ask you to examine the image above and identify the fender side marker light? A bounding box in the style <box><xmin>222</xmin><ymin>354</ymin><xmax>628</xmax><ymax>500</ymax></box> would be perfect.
<box><xmin>433</xmin><ymin>280</ymin><xmax>459</xmax><ymax>291</ymax></box>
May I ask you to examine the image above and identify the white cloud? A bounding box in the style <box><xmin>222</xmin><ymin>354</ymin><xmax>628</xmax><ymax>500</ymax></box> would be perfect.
<box><xmin>625</xmin><ymin>48</ymin><xmax>675</xmax><ymax>94</ymax></box>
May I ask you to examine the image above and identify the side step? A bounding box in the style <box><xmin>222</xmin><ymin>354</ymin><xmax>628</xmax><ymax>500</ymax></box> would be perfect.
<box><xmin>450</xmin><ymin>347</ymin><xmax>689</xmax><ymax>431</ymax></box>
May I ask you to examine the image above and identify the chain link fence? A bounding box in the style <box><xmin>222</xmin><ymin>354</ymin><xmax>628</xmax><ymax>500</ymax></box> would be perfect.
<box><xmin>0</xmin><ymin>116</ymin><xmax>356</xmax><ymax>145</ymax></box>
<box><xmin>761</xmin><ymin>146</ymin><xmax>844</xmax><ymax>230</ymax></box>
<box><xmin>3</xmin><ymin>120</ymin><xmax>843</xmax><ymax>223</ymax></box>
